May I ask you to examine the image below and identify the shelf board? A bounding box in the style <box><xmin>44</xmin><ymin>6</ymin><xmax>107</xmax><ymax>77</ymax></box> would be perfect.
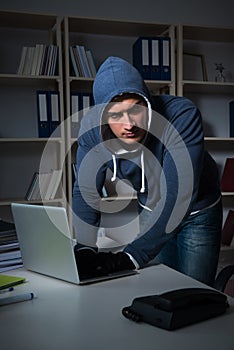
<box><xmin>222</xmin><ymin>192</ymin><xmax>234</xmax><ymax>197</ymax></box>
<box><xmin>205</xmin><ymin>137</ymin><xmax>234</xmax><ymax>142</ymax></box>
<box><xmin>69</xmin><ymin>76</ymin><xmax>172</xmax><ymax>92</ymax></box>
<box><xmin>145</xmin><ymin>79</ymin><xmax>172</xmax><ymax>91</ymax></box>
<box><xmin>220</xmin><ymin>245</ymin><xmax>234</xmax><ymax>252</ymax></box>
<box><xmin>101</xmin><ymin>195</ymin><xmax>137</xmax><ymax>201</ymax></box>
<box><xmin>0</xmin><ymin>74</ymin><xmax>61</xmax><ymax>86</ymax></box>
<box><xmin>0</xmin><ymin>198</ymin><xmax>65</xmax><ymax>206</ymax></box>
<box><xmin>69</xmin><ymin>76</ymin><xmax>94</xmax><ymax>90</ymax></box>
<box><xmin>69</xmin><ymin>76</ymin><xmax>93</xmax><ymax>82</ymax></box>
<box><xmin>102</xmin><ymin>192</ymin><xmax>234</xmax><ymax>200</ymax></box>
<box><xmin>0</xmin><ymin>137</ymin><xmax>62</xmax><ymax>143</ymax></box>
<box><xmin>182</xmin><ymin>80</ymin><xmax>234</xmax><ymax>94</ymax></box>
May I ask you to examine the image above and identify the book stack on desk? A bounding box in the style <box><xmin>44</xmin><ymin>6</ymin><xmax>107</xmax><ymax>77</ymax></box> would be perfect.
<box><xmin>0</xmin><ymin>219</ymin><xmax>23</xmax><ymax>272</ymax></box>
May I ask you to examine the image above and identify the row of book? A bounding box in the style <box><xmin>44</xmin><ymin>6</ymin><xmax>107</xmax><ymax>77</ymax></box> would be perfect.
<box><xmin>37</xmin><ymin>90</ymin><xmax>95</xmax><ymax>139</ymax></box>
<box><xmin>25</xmin><ymin>169</ymin><xmax>63</xmax><ymax>201</ymax></box>
<box><xmin>70</xmin><ymin>36</ymin><xmax>171</xmax><ymax>81</ymax></box>
<box><xmin>133</xmin><ymin>36</ymin><xmax>171</xmax><ymax>81</ymax></box>
<box><xmin>36</xmin><ymin>92</ymin><xmax>233</xmax><ymax>144</ymax></box>
<box><xmin>70</xmin><ymin>45</ymin><xmax>97</xmax><ymax>78</ymax></box>
<box><xmin>0</xmin><ymin>219</ymin><xmax>23</xmax><ymax>273</ymax></box>
<box><xmin>17</xmin><ymin>44</ymin><xmax>58</xmax><ymax>76</ymax></box>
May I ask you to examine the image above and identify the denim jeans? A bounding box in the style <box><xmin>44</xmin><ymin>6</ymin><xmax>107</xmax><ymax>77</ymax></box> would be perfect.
<box><xmin>139</xmin><ymin>199</ymin><xmax>223</xmax><ymax>286</ymax></box>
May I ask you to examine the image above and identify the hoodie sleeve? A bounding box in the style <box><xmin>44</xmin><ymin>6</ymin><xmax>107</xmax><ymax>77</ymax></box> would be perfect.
<box><xmin>124</xmin><ymin>96</ymin><xmax>209</xmax><ymax>267</ymax></box>
<box><xmin>72</xmin><ymin>129</ymin><xmax>107</xmax><ymax>248</ymax></box>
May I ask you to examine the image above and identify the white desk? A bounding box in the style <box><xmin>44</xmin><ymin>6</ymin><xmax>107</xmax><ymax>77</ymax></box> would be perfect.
<box><xmin>0</xmin><ymin>265</ymin><xmax>233</xmax><ymax>350</ymax></box>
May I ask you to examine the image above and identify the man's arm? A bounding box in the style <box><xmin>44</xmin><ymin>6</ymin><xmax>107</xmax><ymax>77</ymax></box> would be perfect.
<box><xmin>124</xmin><ymin>96</ymin><xmax>205</xmax><ymax>267</ymax></box>
<box><xmin>72</xmin><ymin>133</ymin><xmax>107</xmax><ymax>248</ymax></box>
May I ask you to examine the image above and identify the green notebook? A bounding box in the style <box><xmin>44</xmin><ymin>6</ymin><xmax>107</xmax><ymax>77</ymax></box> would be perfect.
<box><xmin>0</xmin><ymin>274</ymin><xmax>26</xmax><ymax>290</ymax></box>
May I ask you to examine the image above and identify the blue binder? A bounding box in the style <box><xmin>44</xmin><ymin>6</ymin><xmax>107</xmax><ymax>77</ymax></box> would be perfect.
<box><xmin>36</xmin><ymin>91</ymin><xmax>50</xmax><ymax>137</ymax></box>
<box><xmin>150</xmin><ymin>37</ymin><xmax>161</xmax><ymax>80</ymax></box>
<box><xmin>133</xmin><ymin>36</ymin><xmax>171</xmax><ymax>81</ymax></box>
<box><xmin>70</xmin><ymin>92</ymin><xmax>80</xmax><ymax>139</ymax></box>
<box><xmin>133</xmin><ymin>37</ymin><xmax>151</xmax><ymax>80</ymax></box>
<box><xmin>160</xmin><ymin>37</ymin><xmax>171</xmax><ymax>80</ymax></box>
<box><xmin>48</xmin><ymin>91</ymin><xmax>61</xmax><ymax>137</ymax></box>
<box><xmin>70</xmin><ymin>92</ymin><xmax>94</xmax><ymax>138</ymax></box>
<box><xmin>80</xmin><ymin>92</ymin><xmax>94</xmax><ymax>116</ymax></box>
<box><xmin>230</xmin><ymin>101</ymin><xmax>234</xmax><ymax>137</ymax></box>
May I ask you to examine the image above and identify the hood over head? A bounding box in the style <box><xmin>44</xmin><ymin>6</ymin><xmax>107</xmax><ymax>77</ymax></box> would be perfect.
<box><xmin>92</xmin><ymin>56</ymin><xmax>153</xmax><ymax>194</ymax></box>
<box><xmin>93</xmin><ymin>56</ymin><xmax>151</xmax><ymax>105</ymax></box>
<box><xmin>93</xmin><ymin>57</ymin><xmax>152</xmax><ymax>151</ymax></box>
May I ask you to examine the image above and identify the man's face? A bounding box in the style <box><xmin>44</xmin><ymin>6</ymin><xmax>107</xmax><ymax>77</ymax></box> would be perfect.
<box><xmin>106</xmin><ymin>97</ymin><xmax>148</xmax><ymax>145</ymax></box>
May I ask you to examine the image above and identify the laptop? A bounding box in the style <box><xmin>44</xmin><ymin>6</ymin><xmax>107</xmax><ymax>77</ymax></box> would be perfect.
<box><xmin>11</xmin><ymin>203</ymin><xmax>138</xmax><ymax>285</ymax></box>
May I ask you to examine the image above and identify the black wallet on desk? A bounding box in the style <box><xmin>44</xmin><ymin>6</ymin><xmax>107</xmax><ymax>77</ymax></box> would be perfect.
<box><xmin>122</xmin><ymin>287</ymin><xmax>229</xmax><ymax>330</ymax></box>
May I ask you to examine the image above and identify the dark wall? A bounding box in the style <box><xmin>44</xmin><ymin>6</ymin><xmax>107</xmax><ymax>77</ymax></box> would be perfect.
<box><xmin>0</xmin><ymin>0</ymin><xmax>233</xmax><ymax>27</ymax></box>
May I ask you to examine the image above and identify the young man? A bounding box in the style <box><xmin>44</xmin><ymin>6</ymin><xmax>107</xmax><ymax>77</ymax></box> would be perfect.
<box><xmin>72</xmin><ymin>56</ymin><xmax>222</xmax><ymax>286</ymax></box>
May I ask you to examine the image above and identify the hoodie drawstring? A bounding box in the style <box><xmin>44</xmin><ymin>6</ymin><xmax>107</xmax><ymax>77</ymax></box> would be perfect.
<box><xmin>111</xmin><ymin>151</ymin><xmax>145</xmax><ymax>194</ymax></box>
<box><xmin>140</xmin><ymin>150</ymin><xmax>145</xmax><ymax>193</ymax></box>
<box><xmin>111</xmin><ymin>154</ymin><xmax>117</xmax><ymax>182</ymax></box>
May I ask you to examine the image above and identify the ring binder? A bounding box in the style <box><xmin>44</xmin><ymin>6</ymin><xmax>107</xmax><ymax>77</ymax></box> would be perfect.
<box><xmin>36</xmin><ymin>91</ymin><xmax>50</xmax><ymax>138</ymax></box>
<box><xmin>133</xmin><ymin>36</ymin><xmax>171</xmax><ymax>81</ymax></box>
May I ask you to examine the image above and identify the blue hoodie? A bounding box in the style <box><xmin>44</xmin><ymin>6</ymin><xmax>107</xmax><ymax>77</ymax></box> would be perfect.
<box><xmin>72</xmin><ymin>56</ymin><xmax>221</xmax><ymax>267</ymax></box>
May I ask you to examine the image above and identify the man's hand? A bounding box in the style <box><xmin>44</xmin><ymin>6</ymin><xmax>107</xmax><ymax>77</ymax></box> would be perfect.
<box><xmin>92</xmin><ymin>252</ymin><xmax>135</xmax><ymax>276</ymax></box>
<box><xmin>74</xmin><ymin>246</ymin><xmax>135</xmax><ymax>279</ymax></box>
<box><xmin>74</xmin><ymin>246</ymin><xmax>98</xmax><ymax>279</ymax></box>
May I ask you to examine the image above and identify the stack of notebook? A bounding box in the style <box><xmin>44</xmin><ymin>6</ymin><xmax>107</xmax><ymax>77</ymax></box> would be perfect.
<box><xmin>0</xmin><ymin>219</ymin><xmax>23</xmax><ymax>272</ymax></box>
